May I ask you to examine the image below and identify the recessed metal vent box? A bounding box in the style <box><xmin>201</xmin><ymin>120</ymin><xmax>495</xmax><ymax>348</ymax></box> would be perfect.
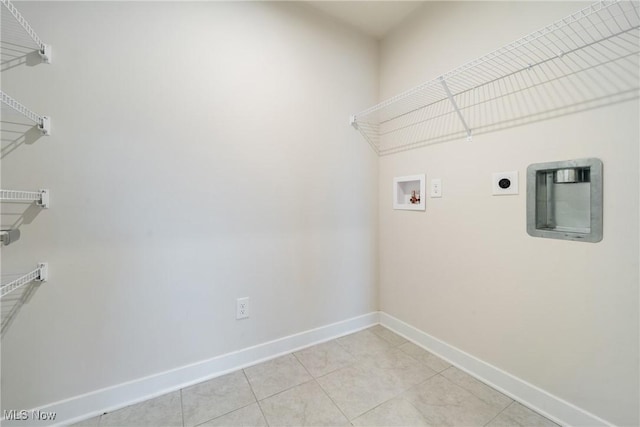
<box><xmin>526</xmin><ymin>158</ymin><xmax>603</xmax><ymax>243</ymax></box>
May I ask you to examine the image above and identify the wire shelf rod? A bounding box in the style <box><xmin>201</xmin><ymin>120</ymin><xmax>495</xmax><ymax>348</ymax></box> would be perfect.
<box><xmin>0</xmin><ymin>0</ymin><xmax>51</xmax><ymax>61</ymax></box>
<box><xmin>0</xmin><ymin>189</ymin><xmax>49</xmax><ymax>208</ymax></box>
<box><xmin>436</xmin><ymin>1</ymin><xmax>621</xmax><ymax>83</ymax></box>
<box><xmin>351</xmin><ymin>0</ymin><xmax>640</xmax><ymax>155</ymax></box>
<box><xmin>381</xmin><ymin>51</ymin><xmax>639</xmax><ymax>138</ymax></box>
<box><xmin>375</xmin><ymin>25</ymin><xmax>638</xmax><ymax>131</ymax></box>
<box><xmin>388</xmin><ymin>24</ymin><xmax>637</xmax><ymax>127</ymax></box>
<box><xmin>0</xmin><ymin>90</ymin><xmax>51</xmax><ymax>135</ymax></box>
<box><xmin>0</xmin><ymin>263</ymin><xmax>47</xmax><ymax>299</ymax></box>
<box><xmin>354</xmin><ymin>1</ymin><xmax>638</xmax><ymax>122</ymax></box>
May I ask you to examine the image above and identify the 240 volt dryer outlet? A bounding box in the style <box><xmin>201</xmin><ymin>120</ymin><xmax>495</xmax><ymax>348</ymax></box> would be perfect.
<box><xmin>492</xmin><ymin>171</ymin><xmax>519</xmax><ymax>195</ymax></box>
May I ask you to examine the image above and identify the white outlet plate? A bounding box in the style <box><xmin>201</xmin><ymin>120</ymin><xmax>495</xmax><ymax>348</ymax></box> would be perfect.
<box><xmin>492</xmin><ymin>171</ymin><xmax>519</xmax><ymax>195</ymax></box>
<box><xmin>236</xmin><ymin>297</ymin><xmax>249</xmax><ymax>319</ymax></box>
<box><xmin>430</xmin><ymin>178</ymin><xmax>442</xmax><ymax>198</ymax></box>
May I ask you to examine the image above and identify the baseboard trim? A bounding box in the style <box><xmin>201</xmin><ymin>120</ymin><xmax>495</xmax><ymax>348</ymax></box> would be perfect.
<box><xmin>7</xmin><ymin>312</ymin><xmax>379</xmax><ymax>427</ymax></box>
<box><xmin>8</xmin><ymin>311</ymin><xmax>614</xmax><ymax>427</ymax></box>
<box><xmin>379</xmin><ymin>312</ymin><xmax>613</xmax><ymax>427</ymax></box>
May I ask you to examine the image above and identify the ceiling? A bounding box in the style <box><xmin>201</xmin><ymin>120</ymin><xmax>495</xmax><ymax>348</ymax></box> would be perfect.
<box><xmin>305</xmin><ymin>1</ymin><xmax>426</xmax><ymax>39</ymax></box>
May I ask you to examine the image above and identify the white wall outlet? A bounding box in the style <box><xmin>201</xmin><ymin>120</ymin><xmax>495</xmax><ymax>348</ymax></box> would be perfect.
<box><xmin>492</xmin><ymin>171</ymin><xmax>519</xmax><ymax>195</ymax></box>
<box><xmin>430</xmin><ymin>178</ymin><xmax>442</xmax><ymax>198</ymax></box>
<box><xmin>236</xmin><ymin>297</ymin><xmax>249</xmax><ymax>319</ymax></box>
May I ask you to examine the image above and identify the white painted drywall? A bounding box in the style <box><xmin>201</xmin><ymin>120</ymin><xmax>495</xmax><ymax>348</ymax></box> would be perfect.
<box><xmin>0</xmin><ymin>1</ymin><xmax>378</xmax><ymax>413</ymax></box>
<box><xmin>378</xmin><ymin>2</ymin><xmax>639</xmax><ymax>425</ymax></box>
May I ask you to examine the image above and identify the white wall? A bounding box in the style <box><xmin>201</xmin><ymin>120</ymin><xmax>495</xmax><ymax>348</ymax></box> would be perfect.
<box><xmin>1</xmin><ymin>1</ymin><xmax>378</xmax><ymax>412</ymax></box>
<box><xmin>378</xmin><ymin>2</ymin><xmax>639</xmax><ymax>426</ymax></box>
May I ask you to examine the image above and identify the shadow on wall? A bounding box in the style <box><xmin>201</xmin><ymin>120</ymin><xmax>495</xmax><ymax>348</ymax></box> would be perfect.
<box><xmin>0</xmin><ymin>4</ymin><xmax>51</xmax><ymax>339</ymax></box>
<box><xmin>1</xmin><ymin>121</ymin><xmax>44</xmax><ymax>159</ymax></box>
<box><xmin>1</xmin><ymin>46</ymin><xmax>42</xmax><ymax>72</ymax></box>
<box><xmin>1</xmin><ymin>201</ymin><xmax>45</xmax><ymax>336</ymax></box>
<box><xmin>2</xmin><ymin>202</ymin><xmax>43</xmax><ymax>229</ymax></box>
<box><xmin>1</xmin><ymin>280</ymin><xmax>40</xmax><ymax>337</ymax></box>
<box><xmin>1</xmin><ymin>0</ymin><xmax>47</xmax><ymax>72</ymax></box>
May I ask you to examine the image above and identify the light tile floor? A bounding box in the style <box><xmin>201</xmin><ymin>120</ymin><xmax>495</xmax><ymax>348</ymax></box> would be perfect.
<box><xmin>72</xmin><ymin>326</ymin><xmax>559</xmax><ymax>427</ymax></box>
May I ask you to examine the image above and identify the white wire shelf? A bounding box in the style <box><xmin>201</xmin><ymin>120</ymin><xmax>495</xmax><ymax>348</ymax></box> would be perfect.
<box><xmin>0</xmin><ymin>263</ymin><xmax>47</xmax><ymax>299</ymax></box>
<box><xmin>351</xmin><ymin>0</ymin><xmax>640</xmax><ymax>155</ymax></box>
<box><xmin>0</xmin><ymin>189</ymin><xmax>49</xmax><ymax>208</ymax></box>
<box><xmin>0</xmin><ymin>0</ymin><xmax>51</xmax><ymax>65</ymax></box>
<box><xmin>0</xmin><ymin>90</ymin><xmax>51</xmax><ymax>135</ymax></box>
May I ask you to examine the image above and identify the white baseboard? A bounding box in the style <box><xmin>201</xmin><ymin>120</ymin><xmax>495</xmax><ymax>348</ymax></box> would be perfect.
<box><xmin>379</xmin><ymin>312</ymin><xmax>613</xmax><ymax>427</ymax></box>
<box><xmin>5</xmin><ymin>312</ymin><xmax>379</xmax><ymax>427</ymax></box>
<box><xmin>7</xmin><ymin>311</ymin><xmax>614</xmax><ymax>427</ymax></box>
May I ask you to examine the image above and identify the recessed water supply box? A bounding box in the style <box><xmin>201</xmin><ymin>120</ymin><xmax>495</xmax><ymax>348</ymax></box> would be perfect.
<box><xmin>393</xmin><ymin>174</ymin><xmax>425</xmax><ymax>211</ymax></box>
<box><xmin>526</xmin><ymin>158</ymin><xmax>603</xmax><ymax>242</ymax></box>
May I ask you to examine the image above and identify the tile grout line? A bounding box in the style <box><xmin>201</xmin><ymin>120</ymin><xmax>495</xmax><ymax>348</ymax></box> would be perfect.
<box><xmin>298</xmin><ymin>342</ymin><xmax>359</xmax><ymax>378</ymax></box>
<box><xmin>318</xmin><ymin>331</ymin><xmax>436</xmax><ymax>423</ymax></box>
<box><xmin>394</xmin><ymin>368</ymin><xmax>442</xmax><ymax>424</ymax></box>
<box><xmin>191</xmin><ymin>400</ymin><xmax>259</xmax><ymax>427</ymax></box>
<box><xmin>291</xmin><ymin>351</ymin><xmax>352</xmax><ymax>424</ymax></box>
<box><xmin>396</xmin><ymin>343</ymin><xmax>445</xmax><ymax>375</ymax></box>
<box><xmin>186</xmin><ymin>371</ymin><xmax>266</xmax><ymax>427</ymax></box>
<box><xmin>242</xmin><ymin>369</ymin><xmax>270</xmax><ymax>427</ymax></box>
<box><xmin>397</xmin><ymin>340</ymin><xmax>453</xmax><ymax>375</ymax></box>
<box><xmin>404</xmin><ymin>393</ymin><xmax>436</xmax><ymax>425</ymax></box>
<box><xmin>364</xmin><ymin>330</ymin><xmax>445</xmax><ymax>425</ymax></box>
<box><xmin>180</xmin><ymin>389</ymin><xmax>185</xmax><ymax>427</ymax></box>
<box><xmin>435</xmin><ymin>370</ymin><xmax>516</xmax><ymax>425</ymax></box>
<box><xmin>483</xmin><ymin>400</ymin><xmax>515</xmax><ymax>426</ymax></box>
<box><xmin>440</xmin><ymin>368</ymin><xmax>514</xmax><ymax>408</ymax></box>
<box><xmin>245</xmin><ymin>354</ymin><xmax>315</xmax><ymax>402</ymax></box>
<box><xmin>398</xmin><ymin>336</ymin><xmax>516</xmax><ymax>415</ymax></box>
<box><xmin>334</xmin><ymin>330</ymin><xmax>430</xmax><ymax>421</ymax></box>
<box><xmin>369</xmin><ymin>325</ymin><xmax>410</xmax><ymax>348</ymax></box>
<box><xmin>398</xmin><ymin>375</ymin><xmax>441</xmax><ymax>426</ymax></box>
<box><xmin>348</xmin><ymin>366</ymin><xmax>438</xmax><ymax>424</ymax></box>
<box><xmin>384</xmin><ymin>324</ymin><xmax>560</xmax><ymax>425</ymax></box>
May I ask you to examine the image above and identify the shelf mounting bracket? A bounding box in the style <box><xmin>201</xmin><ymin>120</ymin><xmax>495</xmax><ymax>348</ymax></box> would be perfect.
<box><xmin>39</xmin><ymin>44</ymin><xmax>52</xmax><ymax>64</ymax></box>
<box><xmin>37</xmin><ymin>263</ymin><xmax>48</xmax><ymax>282</ymax></box>
<box><xmin>349</xmin><ymin>115</ymin><xmax>358</xmax><ymax>129</ymax></box>
<box><xmin>440</xmin><ymin>77</ymin><xmax>472</xmax><ymax>141</ymax></box>
<box><xmin>0</xmin><ymin>188</ymin><xmax>50</xmax><ymax>208</ymax></box>
<box><xmin>0</xmin><ymin>263</ymin><xmax>48</xmax><ymax>299</ymax></box>
<box><xmin>38</xmin><ymin>189</ymin><xmax>50</xmax><ymax>208</ymax></box>
<box><xmin>39</xmin><ymin>116</ymin><xmax>51</xmax><ymax>136</ymax></box>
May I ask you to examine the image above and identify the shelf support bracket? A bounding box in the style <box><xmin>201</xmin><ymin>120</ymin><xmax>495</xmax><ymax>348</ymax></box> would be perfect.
<box><xmin>37</xmin><ymin>263</ymin><xmax>48</xmax><ymax>282</ymax></box>
<box><xmin>0</xmin><ymin>188</ymin><xmax>50</xmax><ymax>208</ymax></box>
<box><xmin>39</xmin><ymin>116</ymin><xmax>51</xmax><ymax>136</ymax></box>
<box><xmin>39</xmin><ymin>44</ymin><xmax>52</xmax><ymax>64</ymax></box>
<box><xmin>38</xmin><ymin>189</ymin><xmax>50</xmax><ymax>208</ymax></box>
<box><xmin>0</xmin><ymin>90</ymin><xmax>51</xmax><ymax>135</ymax></box>
<box><xmin>0</xmin><ymin>263</ymin><xmax>48</xmax><ymax>299</ymax></box>
<box><xmin>439</xmin><ymin>77</ymin><xmax>472</xmax><ymax>142</ymax></box>
<box><xmin>349</xmin><ymin>115</ymin><xmax>358</xmax><ymax>129</ymax></box>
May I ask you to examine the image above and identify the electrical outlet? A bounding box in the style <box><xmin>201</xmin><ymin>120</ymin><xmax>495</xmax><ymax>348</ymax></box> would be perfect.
<box><xmin>430</xmin><ymin>178</ymin><xmax>442</xmax><ymax>198</ymax></box>
<box><xmin>236</xmin><ymin>297</ymin><xmax>249</xmax><ymax>320</ymax></box>
<box><xmin>492</xmin><ymin>171</ymin><xmax>519</xmax><ymax>195</ymax></box>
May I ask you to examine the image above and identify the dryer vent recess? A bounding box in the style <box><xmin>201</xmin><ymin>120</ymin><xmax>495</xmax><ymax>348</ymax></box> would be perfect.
<box><xmin>526</xmin><ymin>158</ymin><xmax>603</xmax><ymax>243</ymax></box>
